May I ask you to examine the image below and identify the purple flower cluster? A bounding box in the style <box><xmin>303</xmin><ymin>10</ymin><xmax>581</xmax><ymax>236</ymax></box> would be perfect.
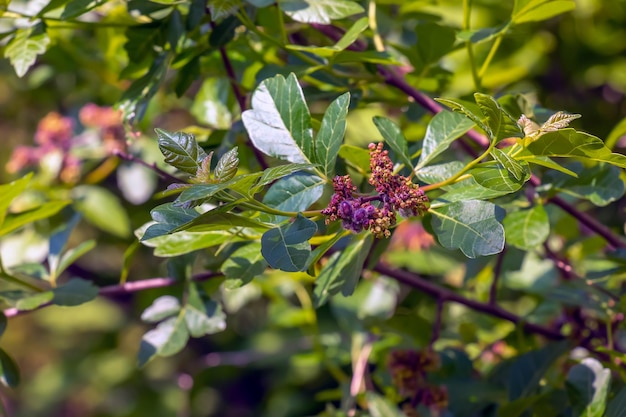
<box><xmin>321</xmin><ymin>142</ymin><xmax>429</xmax><ymax>238</ymax></box>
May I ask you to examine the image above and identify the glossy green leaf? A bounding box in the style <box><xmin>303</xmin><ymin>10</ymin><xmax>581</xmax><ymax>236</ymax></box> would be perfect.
<box><xmin>214</xmin><ymin>147</ymin><xmax>239</xmax><ymax>182</ymax></box>
<box><xmin>143</xmin><ymin>203</ymin><xmax>200</xmax><ymax>240</ymax></box>
<box><xmin>512</xmin><ymin>0</ymin><xmax>576</xmax><ymax>24</ymax></box>
<box><xmin>527</xmin><ymin>128</ymin><xmax>626</xmax><ymax>168</ymax></box>
<box><xmin>262</xmin><ymin>174</ymin><xmax>325</xmax><ymax>215</ymax></box>
<box><xmin>507</xmin><ymin>341</ymin><xmax>569</xmax><ymax>400</ymax></box>
<box><xmin>412</xmin><ymin>22</ymin><xmax>456</xmax><ymax>72</ymax></box>
<box><xmin>313</xmin><ymin>234</ymin><xmax>373</xmax><ymax>307</ymax></box>
<box><xmin>73</xmin><ymin>185</ymin><xmax>130</xmax><ymax>238</ymax></box>
<box><xmin>517</xmin><ymin>150</ymin><xmax>578</xmax><ymax>177</ymax></box>
<box><xmin>606</xmin><ymin>386</ymin><xmax>626</xmax><ymax>417</ymax></box>
<box><xmin>256</xmin><ymin>163</ymin><xmax>316</xmax><ymax>190</ymax></box>
<box><xmin>221</xmin><ymin>243</ymin><xmax>268</xmax><ymax>289</ymax></box>
<box><xmin>242</xmin><ymin>73</ymin><xmax>314</xmax><ymax>164</ymax></box>
<box><xmin>175</xmin><ymin>181</ymin><xmax>235</xmax><ymax>205</ymax></box>
<box><xmin>141</xmin><ymin>296</ymin><xmax>181</xmax><ymax>323</ymax></box>
<box><xmin>417</xmin><ymin>111</ymin><xmax>475</xmax><ymax>170</ymax></box>
<box><xmin>52</xmin><ymin>279</ymin><xmax>99</xmax><ymax>306</ymax></box>
<box><xmin>430</xmin><ymin>200</ymin><xmax>505</xmax><ymax>258</ymax></box>
<box><xmin>4</xmin><ymin>24</ymin><xmax>50</xmax><ymax>78</ymax></box>
<box><xmin>366</xmin><ymin>392</ymin><xmax>407</xmax><ymax>417</ymax></box>
<box><xmin>0</xmin><ymin>347</ymin><xmax>20</xmax><ymax>387</ymax></box>
<box><xmin>156</xmin><ymin>129</ymin><xmax>208</xmax><ymax>175</ymax></box>
<box><xmin>333</xmin><ymin>50</ymin><xmax>401</xmax><ymax>65</ymax></box>
<box><xmin>183</xmin><ymin>284</ymin><xmax>226</xmax><ymax>337</ymax></box>
<box><xmin>474</xmin><ymin>93</ymin><xmax>523</xmax><ymax>142</ymax></box>
<box><xmin>191</xmin><ymin>78</ymin><xmax>234</xmax><ymax>130</ymax></box>
<box><xmin>138</xmin><ymin>312</ymin><xmax>189</xmax><ymax>366</ymax></box>
<box><xmin>503</xmin><ymin>205</ymin><xmax>549</xmax><ymax>250</ymax></box>
<box><xmin>373</xmin><ymin>116</ymin><xmax>413</xmax><ymax>170</ymax></box>
<box><xmin>491</xmin><ymin>147</ymin><xmax>528</xmax><ymax>181</ymax></box>
<box><xmin>549</xmin><ymin>163</ymin><xmax>625</xmax><ymax>207</ymax></box>
<box><xmin>0</xmin><ymin>201</ymin><xmax>71</xmax><ymax>237</ymax></box>
<box><xmin>315</xmin><ymin>92</ymin><xmax>349</xmax><ymax>177</ymax></box>
<box><xmin>15</xmin><ymin>292</ymin><xmax>53</xmax><ymax>311</ymax></box>
<box><xmin>0</xmin><ymin>173</ymin><xmax>32</xmax><ymax>229</ymax></box>
<box><xmin>566</xmin><ymin>357</ymin><xmax>611</xmax><ymax>417</ymax></box>
<box><xmin>48</xmin><ymin>214</ymin><xmax>81</xmax><ymax>278</ymax></box>
<box><xmin>279</xmin><ymin>0</ymin><xmax>364</xmax><ymax>24</ymax></box>
<box><xmin>470</xmin><ymin>164</ymin><xmax>529</xmax><ymax>194</ymax></box>
<box><xmin>261</xmin><ymin>214</ymin><xmax>317</xmax><ymax>272</ymax></box>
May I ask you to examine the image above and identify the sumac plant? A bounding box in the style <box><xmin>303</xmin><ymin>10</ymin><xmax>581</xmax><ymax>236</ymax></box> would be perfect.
<box><xmin>1</xmin><ymin>0</ymin><xmax>626</xmax><ymax>416</ymax></box>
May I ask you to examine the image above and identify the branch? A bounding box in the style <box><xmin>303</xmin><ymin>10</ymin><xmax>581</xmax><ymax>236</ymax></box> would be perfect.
<box><xmin>3</xmin><ymin>271</ymin><xmax>221</xmax><ymax>318</ymax></box>
<box><xmin>373</xmin><ymin>262</ymin><xmax>565</xmax><ymax>340</ymax></box>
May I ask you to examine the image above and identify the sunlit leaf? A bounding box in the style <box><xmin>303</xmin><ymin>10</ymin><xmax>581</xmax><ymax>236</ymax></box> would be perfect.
<box><xmin>417</xmin><ymin>111</ymin><xmax>475</xmax><ymax>170</ymax></box>
<box><xmin>373</xmin><ymin>116</ymin><xmax>413</xmax><ymax>170</ymax></box>
<box><xmin>503</xmin><ymin>205</ymin><xmax>549</xmax><ymax>250</ymax></box>
<box><xmin>156</xmin><ymin>129</ymin><xmax>208</xmax><ymax>175</ymax></box>
<box><xmin>316</xmin><ymin>92</ymin><xmax>349</xmax><ymax>177</ymax></box>
<box><xmin>566</xmin><ymin>357</ymin><xmax>611</xmax><ymax>417</ymax></box>
<box><xmin>141</xmin><ymin>295</ymin><xmax>181</xmax><ymax>323</ymax></box>
<box><xmin>279</xmin><ymin>0</ymin><xmax>364</xmax><ymax>24</ymax></box>
<box><xmin>4</xmin><ymin>24</ymin><xmax>50</xmax><ymax>78</ymax></box>
<box><xmin>221</xmin><ymin>243</ymin><xmax>268</xmax><ymax>289</ymax></box>
<box><xmin>512</xmin><ymin>0</ymin><xmax>576</xmax><ymax>24</ymax></box>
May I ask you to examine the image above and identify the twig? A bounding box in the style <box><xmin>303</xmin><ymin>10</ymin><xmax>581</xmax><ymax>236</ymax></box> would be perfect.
<box><xmin>112</xmin><ymin>149</ymin><xmax>184</xmax><ymax>184</ymax></box>
<box><xmin>373</xmin><ymin>262</ymin><xmax>565</xmax><ymax>340</ymax></box>
<box><xmin>3</xmin><ymin>271</ymin><xmax>221</xmax><ymax>318</ymax></box>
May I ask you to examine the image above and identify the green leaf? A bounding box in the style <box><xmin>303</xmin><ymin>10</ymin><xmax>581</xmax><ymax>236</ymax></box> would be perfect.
<box><xmin>181</xmin><ymin>211</ymin><xmax>271</xmax><ymax>233</ymax></box>
<box><xmin>15</xmin><ymin>292</ymin><xmax>53</xmax><ymax>311</ymax></box>
<box><xmin>457</xmin><ymin>23</ymin><xmax>509</xmax><ymax>44</ymax></box>
<box><xmin>156</xmin><ymin>128</ymin><xmax>208</xmax><ymax>175</ymax></box>
<box><xmin>261</xmin><ymin>214</ymin><xmax>317</xmax><ymax>272</ymax></box>
<box><xmin>566</xmin><ymin>357</ymin><xmax>611</xmax><ymax>417</ymax></box>
<box><xmin>365</xmin><ymin>392</ymin><xmax>407</xmax><ymax>417</ymax></box>
<box><xmin>548</xmin><ymin>163</ymin><xmax>625</xmax><ymax>207</ymax></box>
<box><xmin>256</xmin><ymin>163</ymin><xmax>316</xmax><ymax>190</ymax></box>
<box><xmin>209</xmin><ymin>15</ymin><xmax>239</xmax><ymax>47</ymax></box>
<box><xmin>278</xmin><ymin>0</ymin><xmax>364</xmax><ymax>24</ymax></box>
<box><xmin>124</xmin><ymin>22</ymin><xmax>164</xmax><ymax>63</ymax></box>
<box><xmin>491</xmin><ymin>147</ymin><xmax>528</xmax><ymax>181</ymax></box>
<box><xmin>313</xmin><ymin>234</ymin><xmax>373</xmax><ymax>307</ymax></box>
<box><xmin>0</xmin><ymin>173</ymin><xmax>32</xmax><ymax>230</ymax></box>
<box><xmin>0</xmin><ymin>347</ymin><xmax>20</xmax><ymax>387</ymax></box>
<box><xmin>61</xmin><ymin>0</ymin><xmax>96</xmax><ymax>19</ymax></box>
<box><xmin>214</xmin><ymin>147</ymin><xmax>239</xmax><ymax>182</ymax></box>
<box><xmin>315</xmin><ymin>92</ymin><xmax>349</xmax><ymax>177</ymax></box>
<box><xmin>474</xmin><ymin>93</ymin><xmax>523</xmax><ymax>142</ymax></box>
<box><xmin>4</xmin><ymin>24</ymin><xmax>50</xmax><ymax>78</ymax></box>
<box><xmin>412</xmin><ymin>22</ymin><xmax>456</xmax><ymax>72</ymax></box>
<box><xmin>0</xmin><ymin>201</ymin><xmax>71</xmax><ymax>237</ymax></box>
<box><xmin>221</xmin><ymin>243</ymin><xmax>268</xmax><ymax>289</ymax></box>
<box><xmin>208</xmin><ymin>0</ymin><xmax>242</xmax><ymax>20</ymax></box>
<box><xmin>190</xmin><ymin>78</ymin><xmax>234</xmax><ymax>130</ymax></box>
<box><xmin>175</xmin><ymin>180</ymin><xmax>235</xmax><ymax>205</ymax></box>
<box><xmin>605</xmin><ymin>117</ymin><xmax>626</xmax><ymax>150</ymax></box>
<box><xmin>507</xmin><ymin>341</ymin><xmax>569</xmax><ymax>400</ymax></box>
<box><xmin>512</xmin><ymin>0</ymin><xmax>576</xmax><ymax>24</ymax></box>
<box><xmin>527</xmin><ymin>128</ymin><xmax>626</xmax><ymax>168</ymax></box>
<box><xmin>141</xmin><ymin>296</ymin><xmax>181</xmax><ymax>322</ymax></box>
<box><xmin>183</xmin><ymin>284</ymin><xmax>226</xmax><ymax>337</ymax></box>
<box><xmin>143</xmin><ymin>203</ymin><xmax>200</xmax><ymax>240</ymax></box>
<box><xmin>118</xmin><ymin>54</ymin><xmax>168</xmax><ymax>121</ymax></box>
<box><xmin>417</xmin><ymin>111</ymin><xmax>475</xmax><ymax>170</ymax></box>
<box><xmin>338</xmin><ymin>144</ymin><xmax>371</xmax><ymax>173</ymax></box>
<box><xmin>142</xmin><ymin>230</ymin><xmax>248</xmax><ymax>257</ymax></box>
<box><xmin>516</xmin><ymin>150</ymin><xmax>578</xmax><ymax>177</ymax></box>
<box><xmin>435</xmin><ymin>97</ymin><xmax>490</xmax><ymax>134</ymax></box>
<box><xmin>73</xmin><ymin>185</ymin><xmax>131</xmax><ymax>238</ymax></box>
<box><xmin>48</xmin><ymin>213</ymin><xmax>81</xmax><ymax>277</ymax></box>
<box><xmin>503</xmin><ymin>205</ymin><xmax>549</xmax><ymax>250</ymax></box>
<box><xmin>334</xmin><ymin>17</ymin><xmax>368</xmax><ymax>50</ymax></box>
<box><xmin>372</xmin><ymin>116</ymin><xmax>413</xmax><ymax>170</ymax></box>
<box><xmin>262</xmin><ymin>174</ymin><xmax>325</xmax><ymax>215</ymax></box>
<box><xmin>55</xmin><ymin>240</ymin><xmax>96</xmax><ymax>279</ymax></box>
<box><xmin>470</xmin><ymin>164</ymin><xmax>529</xmax><ymax>194</ymax></box>
<box><xmin>606</xmin><ymin>387</ymin><xmax>626</xmax><ymax>417</ymax></box>
<box><xmin>430</xmin><ymin>200</ymin><xmax>505</xmax><ymax>258</ymax></box>
<box><xmin>242</xmin><ymin>73</ymin><xmax>314</xmax><ymax>164</ymax></box>
<box><xmin>138</xmin><ymin>313</ymin><xmax>189</xmax><ymax>366</ymax></box>
<box><xmin>52</xmin><ymin>279</ymin><xmax>99</xmax><ymax>306</ymax></box>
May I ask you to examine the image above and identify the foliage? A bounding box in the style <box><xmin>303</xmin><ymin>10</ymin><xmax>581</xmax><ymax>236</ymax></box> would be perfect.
<box><xmin>1</xmin><ymin>0</ymin><xmax>626</xmax><ymax>416</ymax></box>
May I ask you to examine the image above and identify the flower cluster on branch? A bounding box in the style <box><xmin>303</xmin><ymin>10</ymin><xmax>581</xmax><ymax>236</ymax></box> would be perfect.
<box><xmin>322</xmin><ymin>142</ymin><xmax>429</xmax><ymax>238</ymax></box>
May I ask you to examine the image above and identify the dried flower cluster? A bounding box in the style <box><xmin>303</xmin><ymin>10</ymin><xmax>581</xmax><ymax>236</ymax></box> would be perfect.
<box><xmin>322</xmin><ymin>143</ymin><xmax>429</xmax><ymax>238</ymax></box>
<box><xmin>6</xmin><ymin>104</ymin><xmax>125</xmax><ymax>183</ymax></box>
<box><xmin>388</xmin><ymin>349</ymin><xmax>448</xmax><ymax>416</ymax></box>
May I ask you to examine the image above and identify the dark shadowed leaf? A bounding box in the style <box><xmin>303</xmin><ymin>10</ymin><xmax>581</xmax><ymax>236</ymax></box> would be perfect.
<box><xmin>548</xmin><ymin>163</ymin><xmax>625</xmax><ymax>207</ymax></box>
<box><xmin>566</xmin><ymin>357</ymin><xmax>611</xmax><ymax>417</ymax></box>
<box><xmin>0</xmin><ymin>347</ymin><xmax>20</xmax><ymax>387</ymax></box>
<box><xmin>52</xmin><ymin>279</ymin><xmax>99</xmax><ymax>306</ymax></box>
<box><xmin>221</xmin><ymin>243</ymin><xmax>268</xmax><ymax>289</ymax></box>
<box><xmin>412</xmin><ymin>22</ymin><xmax>456</xmax><ymax>72</ymax></box>
<box><xmin>606</xmin><ymin>386</ymin><xmax>626</xmax><ymax>417</ymax></box>
<box><xmin>261</xmin><ymin>214</ymin><xmax>317</xmax><ymax>272</ymax></box>
<box><xmin>430</xmin><ymin>200</ymin><xmax>505</xmax><ymax>258</ymax></box>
